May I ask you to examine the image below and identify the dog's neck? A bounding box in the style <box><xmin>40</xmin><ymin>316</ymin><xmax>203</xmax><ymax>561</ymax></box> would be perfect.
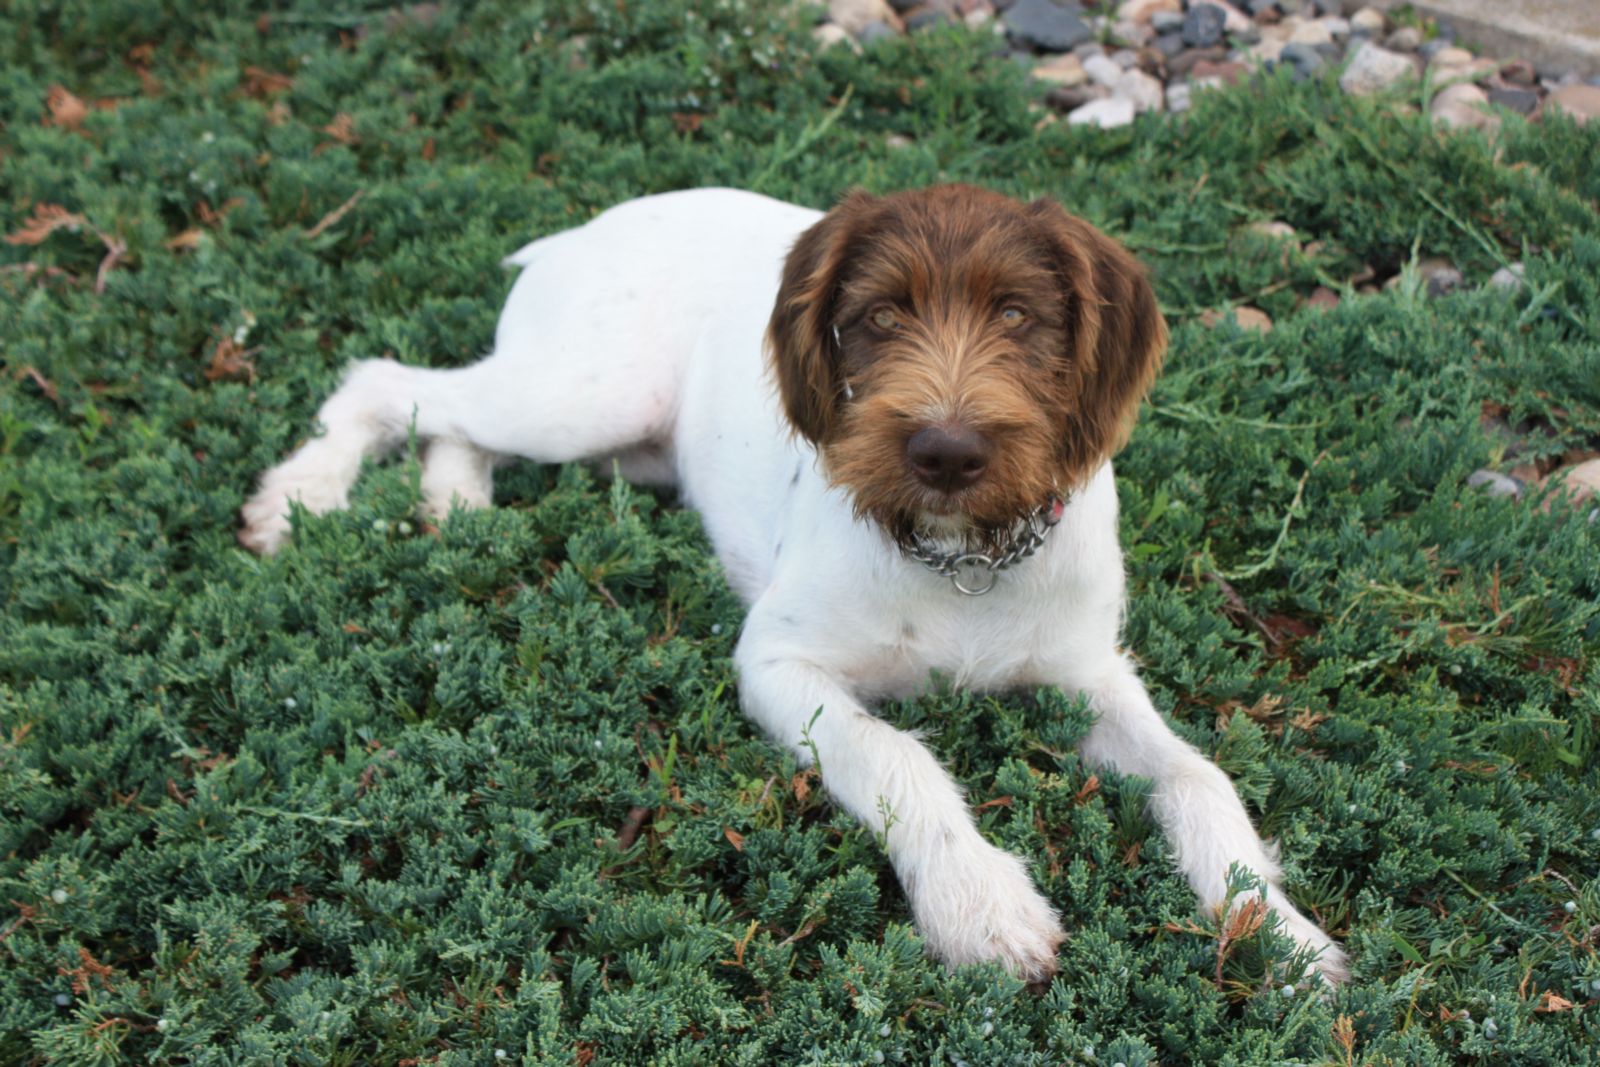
<box><xmin>894</xmin><ymin>496</ymin><xmax>1067</xmax><ymax>594</ymax></box>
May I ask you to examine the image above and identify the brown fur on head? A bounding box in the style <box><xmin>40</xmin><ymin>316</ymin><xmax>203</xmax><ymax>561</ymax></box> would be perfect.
<box><xmin>766</xmin><ymin>185</ymin><xmax>1167</xmax><ymax>550</ymax></box>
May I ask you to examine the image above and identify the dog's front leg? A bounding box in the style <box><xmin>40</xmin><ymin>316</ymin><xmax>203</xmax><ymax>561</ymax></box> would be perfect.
<box><xmin>734</xmin><ymin>623</ymin><xmax>1065</xmax><ymax>980</ymax></box>
<box><xmin>1060</xmin><ymin>653</ymin><xmax>1350</xmax><ymax>983</ymax></box>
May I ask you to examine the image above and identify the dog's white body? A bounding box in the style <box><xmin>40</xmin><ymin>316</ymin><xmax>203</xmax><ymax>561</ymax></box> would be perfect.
<box><xmin>242</xmin><ymin>188</ymin><xmax>1345</xmax><ymax>980</ymax></box>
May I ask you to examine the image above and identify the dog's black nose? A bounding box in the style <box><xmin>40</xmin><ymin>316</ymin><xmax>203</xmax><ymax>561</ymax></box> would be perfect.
<box><xmin>907</xmin><ymin>425</ymin><xmax>991</xmax><ymax>493</ymax></box>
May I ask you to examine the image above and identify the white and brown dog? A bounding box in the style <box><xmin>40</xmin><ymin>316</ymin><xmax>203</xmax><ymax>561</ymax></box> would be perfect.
<box><xmin>241</xmin><ymin>185</ymin><xmax>1347</xmax><ymax>982</ymax></box>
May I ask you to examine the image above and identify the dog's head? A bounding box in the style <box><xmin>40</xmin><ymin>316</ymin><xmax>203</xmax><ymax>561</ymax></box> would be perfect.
<box><xmin>766</xmin><ymin>185</ymin><xmax>1167</xmax><ymax>550</ymax></box>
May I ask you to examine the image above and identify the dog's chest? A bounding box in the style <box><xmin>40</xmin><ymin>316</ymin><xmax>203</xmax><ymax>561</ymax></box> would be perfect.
<box><xmin>830</xmin><ymin>581</ymin><xmax>1055</xmax><ymax>699</ymax></box>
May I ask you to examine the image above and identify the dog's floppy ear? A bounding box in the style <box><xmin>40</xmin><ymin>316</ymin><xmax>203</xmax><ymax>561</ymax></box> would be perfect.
<box><xmin>766</xmin><ymin>189</ymin><xmax>877</xmax><ymax>444</ymax></box>
<box><xmin>1028</xmin><ymin>198</ymin><xmax>1167</xmax><ymax>483</ymax></box>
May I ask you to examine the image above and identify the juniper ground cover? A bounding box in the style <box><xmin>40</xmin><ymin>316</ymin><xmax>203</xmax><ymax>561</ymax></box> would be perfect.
<box><xmin>2</xmin><ymin>1</ymin><xmax>1599</xmax><ymax>1063</ymax></box>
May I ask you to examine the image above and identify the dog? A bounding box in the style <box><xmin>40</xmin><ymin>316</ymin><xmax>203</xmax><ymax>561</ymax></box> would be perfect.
<box><xmin>240</xmin><ymin>185</ymin><xmax>1348</xmax><ymax>983</ymax></box>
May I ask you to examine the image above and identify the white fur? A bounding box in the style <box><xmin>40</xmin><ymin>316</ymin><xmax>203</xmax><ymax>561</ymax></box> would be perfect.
<box><xmin>241</xmin><ymin>188</ymin><xmax>1348</xmax><ymax>983</ymax></box>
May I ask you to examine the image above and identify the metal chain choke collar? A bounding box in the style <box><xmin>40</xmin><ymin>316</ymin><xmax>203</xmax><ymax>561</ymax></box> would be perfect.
<box><xmin>902</xmin><ymin>495</ymin><xmax>1068</xmax><ymax>595</ymax></box>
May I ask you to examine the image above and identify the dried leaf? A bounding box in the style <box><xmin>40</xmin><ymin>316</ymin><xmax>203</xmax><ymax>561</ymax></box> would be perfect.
<box><xmin>321</xmin><ymin>112</ymin><xmax>357</xmax><ymax>146</ymax></box>
<box><xmin>165</xmin><ymin>229</ymin><xmax>204</xmax><ymax>252</ymax></box>
<box><xmin>43</xmin><ymin>85</ymin><xmax>88</xmax><ymax>132</ymax></box>
<box><xmin>242</xmin><ymin>66</ymin><xmax>294</xmax><ymax>98</ymax></box>
<box><xmin>722</xmin><ymin>827</ymin><xmax>744</xmax><ymax>852</ymax></box>
<box><xmin>95</xmin><ymin>234</ymin><xmax>127</xmax><ymax>293</ymax></box>
<box><xmin>204</xmin><ymin>337</ymin><xmax>259</xmax><ymax>384</ymax></box>
<box><xmin>5</xmin><ymin>203</ymin><xmax>87</xmax><ymax>246</ymax></box>
<box><xmin>1537</xmin><ymin>991</ymin><xmax>1576</xmax><ymax>1013</ymax></box>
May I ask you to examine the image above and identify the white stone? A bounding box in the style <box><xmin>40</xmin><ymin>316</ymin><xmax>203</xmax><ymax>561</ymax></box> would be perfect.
<box><xmin>1288</xmin><ymin>20</ymin><xmax>1332</xmax><ymax>47</ymax></box>
<box><xmin>1166</xmin><ymin>82</ymin><xmax>1192</xmax><ymax>113</ymax></box>
<box><xmin>1032</xmin><ymin>53</ymin><xmax>1087</xmax><ymax>87</ymax></box>
<box><xmin>1116</xmin><ymin>0</ymin><xmax>1180</xmax><ymax>22</ymax></box>
<box><xmin>1113</xmin><ymin>20</ymin><xmax>1153</xmax><ymax>46</ymax></box>
<box><xmin>1431</xmin><ymin>82</ymin><xmax>1498</xmax><ymax>132</ymax></box>
<box><xmin>1211</xmin><ymin>0</ymin><xmax>1254</xmax><ymax>34</ymax></box>
<box><xmin>1118</xmin><ymin>69</ymin><xmax>1165</xmax><ymax>112</ymax></box>
<box><xmin>812</xmin><ymin>23</ymin><xmax>859</xmax><ymax>51</ymax></box>
<box><xmin>1322</xmin><ymin>17</ymin><xmax>1350</xmax><ymax>40</ymax></box>
<box><xmin>1250</xmin><ymin>39</ymin><xmax>1286</xmax><ymax>63</ymax></box>
<box><xmin>1340</xmin><ymin>42</ymin><xmax>1415</xmax><ymax>96</ymax></box>
<box><xmin>1488</xmin><ymin>263</ymin><xmax>1525</xmax><ymax>291</ymax></box>
<box><xmin>1083</xmin><ymin>53</ymin><xmax>1124</xmax><ymax>88</ymax></box>
<box><xmin>1067</xmin><ymin>96</ymin><xmax>1136</xmax><ymax>128</ymax></box>
<box><xmin>828</xmin><ymin>0</ymin><xmax>900</xmax><ymax>36</ymax></box>
<box><xmin>1548</xmin><ymin>84</ymin><xmax>1600</xmax><ymax>126</ymax></box>
<box><xmin>1350</xmin><ymin>7</ymin><xmax>1385</xmax><ymax>34</ymax></box>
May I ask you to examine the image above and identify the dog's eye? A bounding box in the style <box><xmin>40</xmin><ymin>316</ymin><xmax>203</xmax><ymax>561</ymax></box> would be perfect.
<box><xmin>870</xmin><ymin>306</ymin><xmax>903</xmax><ymax>332</ymax></box>
<box><xmin>1000</xmin><ymin>307</ymin><xmax>1028</xmax><ymax>328</ymax></box>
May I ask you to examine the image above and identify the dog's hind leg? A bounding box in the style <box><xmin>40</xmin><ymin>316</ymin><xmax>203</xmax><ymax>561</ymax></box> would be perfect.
<box><xmin>242</xmin><ymin>357</ymin><xmax>541</xmax><ymax>553</ymax></box>
<box><xmin>420</xmin><ymin>438</ymin><xmax>497</xmax><ymax>518</ymax></box>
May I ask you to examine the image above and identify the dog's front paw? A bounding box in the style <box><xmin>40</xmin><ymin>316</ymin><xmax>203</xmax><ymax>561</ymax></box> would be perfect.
<box><xmin>910</xmin><ymin>841</ymin><xmax>1065</xmax><ymax>983</ymax></box>
<box><xmin>1266</xmin><ymin>889</ymin><xmax>1349</xmax><ymax>985</ymax></box>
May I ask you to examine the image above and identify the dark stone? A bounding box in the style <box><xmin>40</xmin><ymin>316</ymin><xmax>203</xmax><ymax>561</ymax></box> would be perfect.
<box><xmin>1312</xmin><ymin>41</ymin><xmax>1341</xmax><ymax>60</ymax></box>
<box><xmin>1167</xmin><ymin>45</ymin><xmax>1227</xmax><ymax>77</ymax></box>
<box><xmin>1150</xmin><ymin>10</ymin><xmax>1184</xmax><ymax>34</ymax></box>
<box><xmin>1280</xmin><ymin>42</ymin><xmax>1326</xmax><ymax>80</ymax></box>
<box><xmin>1243</xmin><ymin>0</ymin><xmax>1279</xmax><ymax>14</ymax></box>
<box><xmin>1181</xmin><ymin>3</ymin><xmax>1226</xmax><ymax>48</ymax></box>
<box><xmin>859</xmin><ymin>20</ymin><xmax>900</xmax><ymax>44</ymax></box>
<box><xmin>904</xmin><ymin>7</ymin><xmax>952</xmax><ymax>30</ymax></box>
<box><xmin>1045</xmin><ymin>84</ymin><xmax>1105</xmax><ymax>110</ymax></box>
<box><xmin>889</xmin><ymin>0</ymin><xmax>928</xmax><ymax>11</ymax></box>
<box><xmin>1487</xmin><ymin>86</ymin><xmax>1539</xmax><ymax>115</ymax></box>
<box><xmin>1152</xmin><ymin>31</ymin><xmax>1186</xmax><ymax>59</ymax></box>
<box><xmin>1002</xmin><ymin>0</ymin><xmax>1093</xmax><ymax>52</ymax></box>
<box><xmin>1417</xmin><ymin>38</ymin><xmax>1448</xmax><ymax>61</ymax></box>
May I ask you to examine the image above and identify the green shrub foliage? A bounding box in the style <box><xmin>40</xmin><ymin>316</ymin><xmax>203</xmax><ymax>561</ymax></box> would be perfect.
<box><xmin>2</xmin><ymin>1</ymin><xmax>1598</xmax><ymax>1063</ymax></box>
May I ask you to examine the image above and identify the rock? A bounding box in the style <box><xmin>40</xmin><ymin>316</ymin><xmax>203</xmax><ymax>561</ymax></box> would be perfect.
<box><xmin>1385</xmin><ymin>25</ymin><xmax>1422</xmax><ymax>53</ymax></box>
<box><xmin>1288</xmin><ymin>20</ymin><xmax>1332</xmax><ymax>46</ymax></box>
<box><xmin>1321</xmin><ymin>16</ymin><xmax>1350</xmax><ymax>40</ymax></box>
<box><xmin>1182</xmin><ymin>4</ymin><xmax>1227</xmax><ymax>48</ymax></box>
<box><xmin>1072</xmin><ymin>40</ymin><xmax>1106</xmax><ymax>59</ymax></box>
<box><xmin>1111</xmin><ymin>47</ymin><xmax>1140</xmax><ymax>68</ymax></box>
<box><xmin>1488</xmin><ymin>84</ymin><xmax>1539</xmax><ymax>113</ymax></box>
<box><xmin>1429</xmin><ymin>46</ymin><xmax>1473</xmax><ymax>69</ymax></box>
<box><xmin>1419</xmin><ymin>258</ymin><xmax>1463</xmax><ymax>296</ymax></box>
<box><xmin>1168</xmin><ymin>46</ymin><xmax>1228</xmax><ymax>76</ymax></box>
<box><xmin>1047</xmin><ymin>83</ymin><xmax>1109</xmax><ymax>110</ymax></box>
<box><xmin>830</xmin><ymin>0</ymin><xmax>904</xmax><ymax>35</ymax></box>
<box><xmin>859</xmin><ymin>19</ymin><xmax>901</xmax><ymax>43</ymax></box>
<box><xmin>885</xmin><ymin>133</ymin><xmax>915</xmax><ymax>149</ymax></box>
<box><xmin>904</xmin><ymin>6</ymin><xmax>953</xmax><ymax>30</ymax></box>
<box><xmin>1150</xmin><ymin>9</ymin><xmax>1185</xmax><ymax>33</ymax></box>
<box><xmin>1116</xmin><ymin>0</ymin><xmax>1180</xmax><ymax>22</ymax></box>
<box><xmin>1113</xmin><ymin>20</ymin><xmax>1154</xmax><ymax>46</ymax></box>
<box><xmin>1153</xmin><ymin>31</ymin><xmax>1186</xmax><ymax>57</ymax></box>
<box><xmin>1201</xmin><ymin>306</ymin><xmax>1272</xmax><ymax>331</ymax></box>
<box><xmin>1280</xmin><ymin>42</ymin><xmax>1326</xmax><ymax>79</ymax></box>
<box><xmin>1083</xmin><ymin>52</ymin><xmax>1123</xmax><ymax>86</ymax></box>
<box><xmin>964</xmin><ymin>6</ymin><xmax>994</xmax><ymax>27</ymax></box>
<box><xmin>1246</xmin><ymin>220</ymin><xmax>1299</xmax><ymax>245</ymax></box>
<box><xmin>1003</xmin><ymin>0</ymin><xmax>1094</xmax><ymax>51</ymax></box>
<box><xmin>889</xmin><ymin>0</ymin><xmax>925</xmax><ymax>10</ymax></box>
<box><xmin>1306</xmin><ymin>286</ymin><xmax>1340</xmax><ymax>310</ymax></box>
<box><xmin>1340</xmin><ymin>42</ymin><xmax>1416</xmax><ymax>95</ymax></box>
<box><xmin>1253</xmin><ymin>39</ymin><xmax>1287</xmax><ymax>63</ymax></box>
<box><xmin>1118</xmin><ymin>68</ymin><xmax>1166</xmax><ymax>111</ymax></box>
<box><xmin>1547</xmin><ymin>84</ymin><xmax>1600</xmax><ymax>125</ymax></box>
<box><xmin>1211</xmin><ymin>0</ymin><xmax>1257</xmax><ymax>33</ymax></box>
<box><xmin>812</xmin><ymin>23</ymin><xmax>861</xmax><ymax>51</ymax></box>
<box><xmin>1431</xmin><ymin>82</ymin><xmax>1498</xmax><ymax>132</ymax></box>
<box><xmin>1500</xmin><ymin>59</ymin><xmax>1537</xmax><ymax>86</ymax></box>
<box><xmin>1243</xmin><ymin>0</ymin><xmax>1279</xmax><ymax>13</ymax></box>
<box><xmin>1349</xmin><ymin>6</ymin><xmax>1384</xmax><ymax>34</ymax></box>
<box><xmin>1488</xmin><ymin>262</ymin><xmax>1525</xmax><ymax>291</ymax></box>
<box><xmin>1166</xmin><ymin>81</ymin><xmax>1193</xmax><ymax>112</ymax></box>
<box><xmin>1467</xmin><ymin>469</ymin><xmax>1524</xmax><ymax>499</ymax></box>
<box><xmin>1067</xmin><ymin>95</ymin><xmax>1136</xmax><ymax>127</ymax></box>
<box><xmin>1033</xmin><ymin>53</ymin><xmax>1088</xmax><ymax>86</ymax></box>
<box><xmin>1551</xmin><ymin>459</ymin><xmax>1600</xmax><ymax>507</ymax></box>
<box><xmin>1190</xmin><ymin>57</ymin><xmax>1248</xmax><ymax>84</ymax></box>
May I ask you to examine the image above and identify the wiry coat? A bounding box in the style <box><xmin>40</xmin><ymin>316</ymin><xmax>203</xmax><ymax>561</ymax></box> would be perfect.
<box><xmin>241</xmin><ymin>186</ymin><xmax>1347</xmax><ymax>983</ymax></box>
